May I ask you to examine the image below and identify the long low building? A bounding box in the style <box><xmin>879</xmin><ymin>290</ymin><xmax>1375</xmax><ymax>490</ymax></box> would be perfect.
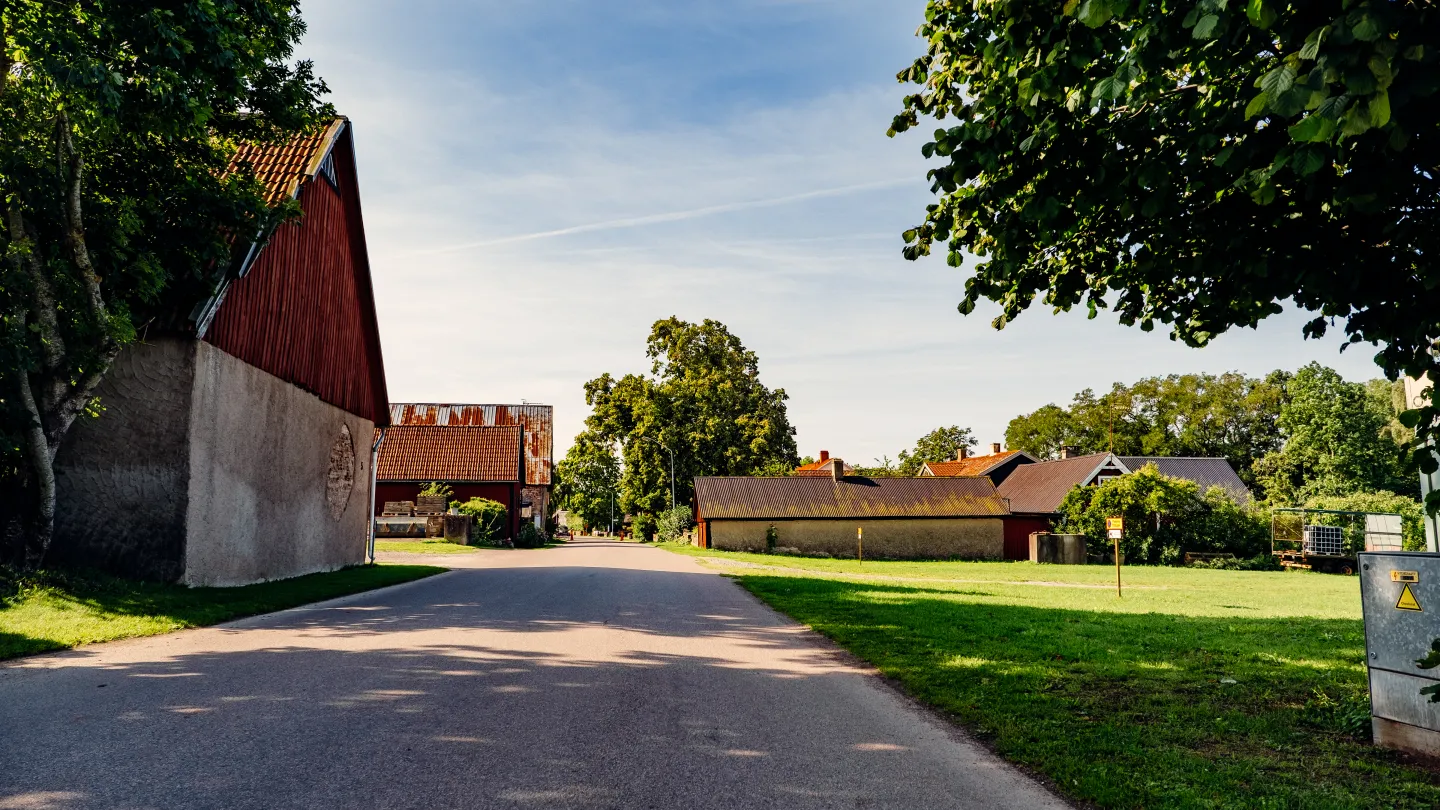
<box><xmin>693</xmin><ymin>466</ymin><xmax>1008</xmax><ymax>559</ymax></box>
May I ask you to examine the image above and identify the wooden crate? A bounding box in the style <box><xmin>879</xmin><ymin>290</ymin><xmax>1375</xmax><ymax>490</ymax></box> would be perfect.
<box><xmin>381</xmin><ymin>500</ymin><xmax>415</xmax><ymax>516</ymax></box>
<box><xmin>415</xmin><ymin>494</ymin><xmax>448</xmax><ymax>515</ymax></box>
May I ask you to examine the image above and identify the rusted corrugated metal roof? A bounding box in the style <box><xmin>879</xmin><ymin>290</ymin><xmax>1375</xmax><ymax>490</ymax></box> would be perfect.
<box><xmin>390</xmin><ymin>404</ymin><xmax>553</xmax><ymax>486</ymax></box>
<box><xmin>227</xmin><ymin>118</ymin><xmax>347</xmax><ymax>206</ymax></box>
<box><xmin>376</xmin><ymin>425</ymin><xmax>522</xmax><ymax>482</ymax></box>
<box><xmin>922</xmin><ymin>451</ymin><xmax>1031</xmax><ymax>478</ymax></box>
<box><xmin>694</xmin><ymin>476</ymin><xmax>1008</xmax><ymax>520</ymax></box>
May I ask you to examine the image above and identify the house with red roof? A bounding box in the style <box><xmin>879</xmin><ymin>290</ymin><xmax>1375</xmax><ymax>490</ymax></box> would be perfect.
<box><xmin>919</xmin><ymin>443</ymin><xmax>1038</xmax><ymax>486</ymax></box>
<box><xmin>52</xmin><ymin>117</ymin><xmax>388</xmax><ymax>586</ymax></box>
<box><xmin>374</xmin><ymin>425</ymin><xmax>526</xmax><ymax>541</ymax></box>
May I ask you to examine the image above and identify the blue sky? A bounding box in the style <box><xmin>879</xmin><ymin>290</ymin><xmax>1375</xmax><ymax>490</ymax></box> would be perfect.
<box><xmin>298</xmin><ymin>0</ymin><xmax>1384</xmax><ymax>464</ymax></box>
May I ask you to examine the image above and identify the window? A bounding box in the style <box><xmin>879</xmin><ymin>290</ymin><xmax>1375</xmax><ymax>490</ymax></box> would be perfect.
<box><xmin>317</xmin><ymin>151</ymin><xmax>338</xmax><ymax>189</ymax></box>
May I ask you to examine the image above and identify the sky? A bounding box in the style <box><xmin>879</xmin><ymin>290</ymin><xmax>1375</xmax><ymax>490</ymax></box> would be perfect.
<box><xmin>297</xmin><ymin>0</ymin><xmax>1384</xmax><ymax>466</ymax></box>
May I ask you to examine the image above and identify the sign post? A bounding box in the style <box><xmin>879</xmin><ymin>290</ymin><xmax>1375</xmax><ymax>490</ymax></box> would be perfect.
<box><xmin>1106</xmin><ymin>517</ymin><xmax>1124</xmax><ymax>597</ymax></box>
<box><xmin>857</xmin><ymin>527</ymin><xmax>863</xmax><ymax>565</ymax></box>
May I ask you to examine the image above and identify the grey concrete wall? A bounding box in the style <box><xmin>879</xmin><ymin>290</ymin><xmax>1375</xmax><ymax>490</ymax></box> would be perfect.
<box><xmin>183</xmin><ymin>342</ymin><xmax>373</xmax><ymax>586</ymax></box>
<box><xmin>53</xmin><ymin>338</ymin><xmax>196</xmax><ymax>581</ymax></box>
<box><xmin>709</xmin><ymin>518</ymin><xmax>1003</xmax><ymax>559</ymax></box>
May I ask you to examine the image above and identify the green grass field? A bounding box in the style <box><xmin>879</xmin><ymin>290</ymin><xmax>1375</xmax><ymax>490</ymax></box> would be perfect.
<box><xmin>0</xmin><ymin>564</ymin><xmax>444</xmax><ymax>661</ymax></box>
<box><xmin>375</xmin><ymin>539</ymin><xmax>479</xmax><ymax>554</ymax></box>
<box><xmin>663</xmin><ymin>545</ymin><xmax>1440</xmax><ymax>809</ymax></box>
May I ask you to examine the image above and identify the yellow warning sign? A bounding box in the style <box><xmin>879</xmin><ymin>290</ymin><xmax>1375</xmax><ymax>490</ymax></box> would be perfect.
<box><xmin>1396</xmin><ymin>583</ymin><xmax>1423</xmax><ymax>612</ymax></box>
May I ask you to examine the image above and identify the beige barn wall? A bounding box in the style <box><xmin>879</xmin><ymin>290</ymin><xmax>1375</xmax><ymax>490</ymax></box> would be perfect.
<box><xmin>709</xmin><ymin>518</ymin><xmax>1003</xmax><ymax>559</ymax></box>
<box><xmin>183</xmin><ymin>342</ymin><xmax>373</xmax><ymax>587</ymax></box>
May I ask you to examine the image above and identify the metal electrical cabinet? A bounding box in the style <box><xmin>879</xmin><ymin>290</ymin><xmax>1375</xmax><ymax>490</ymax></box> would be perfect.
<box><xmin>1359</xmin><ymin>551</ymin><xmax>1440</xmax><ymax>756</ymax></box>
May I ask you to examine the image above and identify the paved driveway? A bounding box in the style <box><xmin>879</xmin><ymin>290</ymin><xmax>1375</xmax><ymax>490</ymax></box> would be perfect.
<box><xmin>1</xmin><ymin>539</ymin><xmax>1067</xmax><ymax>809</ymax></box>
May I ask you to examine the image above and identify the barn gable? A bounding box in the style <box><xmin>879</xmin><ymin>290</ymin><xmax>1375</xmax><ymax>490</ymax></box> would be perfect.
<box><xmin>199</xmin><ymin>117</ymin><xmax>389</xmax><ymax>425</ymax></box>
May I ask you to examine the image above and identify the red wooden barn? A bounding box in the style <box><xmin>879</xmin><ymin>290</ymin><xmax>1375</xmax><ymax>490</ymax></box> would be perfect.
<box><xmin>53</xmin><ymin>117</ymin><xmax>390</xmax><ymax>586</ymax></box>
<box><xmin>374</xmin><ymin>425</ymin><xmax>526</xmax><ymax>541</ymax></box>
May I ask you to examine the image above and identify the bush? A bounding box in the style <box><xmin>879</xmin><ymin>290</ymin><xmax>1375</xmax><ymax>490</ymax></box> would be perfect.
<box><xmin>1058</xmin><ymin>464</ymin><xmax>1269</xmax><ymax>565</ymax></box>
<box><xmin>515</xmin><ymin>520</ymin><xmax>546</xmax><ymax>549</ymax></box>
<box><xmin>419</xmin><ymin>482</ymin><xmax>454</xmax><ymax>500</ymax></box>
<box><xmin>656</xmin><ymin>506</ymin><xmax>694</xmax><ymax>543</ymax></box>
<box><xmin>1187</xmin><ymin>554</ymin><xmax>1284</xmax><ymax>571</ymax></box>
<box><xmin>454</xmin><ymin>497</ymin><xmax>507</xmax><ymax>545</ymax></box>
<box><xmin>632</xmin><ymin>513</ymin><xmax>657</xmax><ymax>542</ymax></box>
<box><xmin>1303</xmin><ymin>491</ymin><xmax>1426</xmax><ymax>551</ymax></box>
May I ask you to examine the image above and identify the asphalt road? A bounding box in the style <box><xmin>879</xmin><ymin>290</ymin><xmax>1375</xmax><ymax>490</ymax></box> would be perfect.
<box><xmin>1</xmin><ymin>539</ymin><xmax>1068</xmax><ymax>810</ymax></box>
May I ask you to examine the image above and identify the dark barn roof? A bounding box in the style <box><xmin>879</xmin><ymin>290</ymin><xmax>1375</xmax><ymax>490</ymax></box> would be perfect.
<box><xmin>1116</xmin><ymin>457</ymin><xmax>1250</xmax><ymax>503</ymax></box>
<box><xmin>377</xmin><ymin>425</ymin><xmax>522</xmax><ymax>483</ymax></box>
<box><xmin>996</xmin><ymin>453</ymin><xmax>1112</xmax><ymax>514</ymax></box>
<box><xmin>694</xmin><ymin>476</ymin><xmax>1008</xmax><ymax>521</ymax></box>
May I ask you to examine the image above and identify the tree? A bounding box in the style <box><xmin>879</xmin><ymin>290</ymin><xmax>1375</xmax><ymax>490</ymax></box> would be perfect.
<box><xmin>574</xmin><ymin>318</ymin><xmax>798</xmax><ymax>518</ymax></box>
<box><xmin>1005</xmin><ymin>372</ymin><xmax>1288</xmax><ymax>483</ymax></box>
<box><xmin>553</xmin><ymin>436</ymin><xmax>621</xmax><ymax>533</ymax></box>
<box><xmin>897</xmin><ymin>425</ymin><xmax>977</xmax><ymax>476</ymax></box>
<box><xmin>0</xmin><ymin>2</ymin><xmax>330</xmax><ymax>566</ymax></box>
<box><xmin>1253</xmin><ymin>363</ymin><xmax>1412</xmax><ymax>502</ymax></box>
<box><xmin>890</xmin><ymin>2</ymin><xmax>1440</xmax><ymax>480</ymax></box>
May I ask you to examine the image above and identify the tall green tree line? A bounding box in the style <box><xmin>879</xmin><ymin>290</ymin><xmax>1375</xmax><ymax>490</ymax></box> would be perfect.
<box><xmin>892</xmin><ymin>1</ymin><xmax>1440</xmax><ymax>496</ymax></box>
<box><xmin>1</xmin><ymin>2</ymin><xmax>330</xmax><ymax>565</ymax></box>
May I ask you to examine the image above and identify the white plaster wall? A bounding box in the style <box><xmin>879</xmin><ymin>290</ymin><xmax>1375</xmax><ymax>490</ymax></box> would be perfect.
<box><xmin>709</xmin><ymin>518</ymin><xmax>1003</xmax><ymax>559</ymax></box>
<box><xmin>183</xmin><ymin>342</ymin><xmax>373</xmax><ymax>586</ymax></box>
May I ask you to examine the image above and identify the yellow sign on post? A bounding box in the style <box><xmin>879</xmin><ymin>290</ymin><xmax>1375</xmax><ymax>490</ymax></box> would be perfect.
<box><xmin>1107</xmin><ymin>516</ymin><xmax>1123</xmax><ymax>597</ymax></box>
<box><xmin>857</xmin><ymin>527</ymin><xmax>863</xmax><ymax>565</ymax></box>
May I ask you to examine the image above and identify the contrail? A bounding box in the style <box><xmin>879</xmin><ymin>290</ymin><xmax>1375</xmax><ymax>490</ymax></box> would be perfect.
<box><xmin>402</xmin><ymin>177</ymin><xmax>913</xmax><ymax>256</ymax></box>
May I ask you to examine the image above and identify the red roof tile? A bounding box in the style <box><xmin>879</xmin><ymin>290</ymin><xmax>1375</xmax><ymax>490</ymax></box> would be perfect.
<box><xmin>922</xmin><ymin>451</ymin><xmax>1030</xmax><ymax>478</ymax></box>
<box><xmin>390</xmin><ymin>403</ymin><xmax>553</xmax><ymax>486</ymax></box>
<box><xmin>376</xmin><ymin>425</ymin><xmax>522</xmax><ymax>483</ymax></box>
<box><xmin>227</xmin><ymin>118</ymin><xmax>347</xmax><ymax>206</ymax></box>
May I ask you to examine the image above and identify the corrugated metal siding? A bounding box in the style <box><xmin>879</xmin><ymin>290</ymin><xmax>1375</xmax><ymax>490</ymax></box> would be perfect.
<box><xmin>693</xmin><ymin>476</ymin><xmax>1008</xmax><ymax>520</ymax></box>
<box><xmin>204</xmin><ymin>127</ymin><xmax>389</xmax><ymax>425</ymax></box>
<box><xmin>390</xmin><ymin>404</ymin><xmax>552</xmax><ymax>485</ymax></box>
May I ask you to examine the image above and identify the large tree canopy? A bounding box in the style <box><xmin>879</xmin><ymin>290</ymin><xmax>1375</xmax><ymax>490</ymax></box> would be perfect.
<box><xmin>561</xmin><ymin>318</ymin><xmax>798</xmax><ymax>519</ymax></box>
<box><xmin>890</xmin><ymin>1</ymin><xmax>1440</xmax><ymax>471</ymax></box>
<box><xmin>1</xmin><ymin>2</ymin><xmax>330</xmax><ymax>564</ymax></box>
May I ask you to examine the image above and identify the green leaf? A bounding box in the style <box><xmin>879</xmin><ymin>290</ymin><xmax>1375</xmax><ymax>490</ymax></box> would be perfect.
<box><xmin>1244</xmin><ymin>93</ymin><xmax>1269</xmax><ymax>119</ymax></box>
<box><xmin>1289</xmin><ymin>114</ymin><xmax>1336</xmax><ymax>142</ymax></box>
<box><xmin>1316</xmin><ymin>94</ymin><xmax>1350</xmax><ymax>119</ymax></box>
<box><xmin>1299</xmin><ymin>27</ymin><xmax>1327</xmax><ymax>60</ymax></box>
<box><xmin>1246</xmin><ymin>0</ymin><xmax>1276</xmax><ymax>28</ymax></box>
<box><xmin>1077</xmin><ymin>0</ymin><xmax>1113</xmax><ymax>28</ymax></box>
<box><xmin>1092</xmin><ymin>76</ymin><xmax>1126</xmax><ymax>100</ymax></box>
<box><xmin>1193</xmin><ymin>14</ymin><xmax>1220</xmax><ymax>40</ymax></box>
<box><xmin>1369</xmin><ymin>55</ymin><xmax>1394</xmax><ymax>90</ymax></box>
<box><xmin>1369</xmin><ymin>90</ymin><xmax>1391</xmax><ymax>127</ymax></box>
<box><xmin>1063</xmin><ymin>0</ymin><xmax>1081</xmax><ymax>16</ymax></box>
<box><xmin>1291</xmin><ymin>147</ymin><xmax>1325</xmax><ymax>176</ymax></box>
<box><xmin>1351</xmin><ymin>13</ymin><xmax>1382</xmax><ymax>42</ymax></box>
<box><xmin>1261</xmin><ymin>65</ymin><xmax>1296</xmax><ymax>97</ymax></box>
<box><xmin>1214</xmin><ymin>145</ymin><xmax>1235</xmax><ymax>167</ymax></box>
<box><xmin>1020</xmin><ymin>132</ymin><xmax>1038</xmax><ymax>152</ymax></box>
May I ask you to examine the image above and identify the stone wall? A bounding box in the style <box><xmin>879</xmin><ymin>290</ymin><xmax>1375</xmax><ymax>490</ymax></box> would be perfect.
<box><xmin>53</xmin><ymin>338</ymin><xmax>196</xmax><ymax>581</ymax></box>
<box><xmin>708</xmin><ymin>518</ymin><xmax>1004</xmax><ymax>560</ymax></box>
<box><xmin>183</xmin><ymin>342</ymin><xmax>373</xmax><ymax>586</ymax></box>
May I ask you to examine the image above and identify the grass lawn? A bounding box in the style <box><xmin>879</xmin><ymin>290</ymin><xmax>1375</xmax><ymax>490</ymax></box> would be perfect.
<box><xmin>0</xmin><ymin>563</ymin><xmax>443</xmax><ymax>661</ymax></box>
<box><xmin>375</xmin><ymin>539</ymin><xmax>479</xmax><ymax>554</ymax></box>
<box><xmin>663</xmin><ymin>544</ymin><xmax>1440</xmax><ymax>809</ymax></box>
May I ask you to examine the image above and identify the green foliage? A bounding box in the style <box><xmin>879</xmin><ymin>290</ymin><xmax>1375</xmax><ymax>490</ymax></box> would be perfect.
<box><xmin>892</xmin><ymin>2</ymin><xmax>1440</xmax><ymax>477</ymax></box>
<box><xmin>1005</xmin><ymin>372</ymin><xmax>1288</xmax><ymax>484</ymax></box>
<box><xmin>1418</xmin><ymin>639</ymin><xmax>1440</xmax><ymax>704</ymax></box>
<box><xmin>656</xmin><ymin>506</ymin><xmax>694</xmax><ymax>543</ymax></box>
<box><xmin>631</xmin><ymin>513</ymin><xmax>657</xmax><ymax>543</ymax></box>
<box><xmin>1186</xmin><ymin>553</ymin><xmax>1284</xmax><ymax>572</ymax></box>
<box><xmin>418</xmin><ymin>482</ymin><xmax>454</xmax><ymax>500</ymax></box>
<box><xmin>514</xmin><ymin>520</ymin><xmax>545</xmax><ymax>549</ymax></box>
<box><xmin>1058</xmin><ymin>465</ymin><xmax>1269</xmax><ymax>564</ymax></box>
<box><xmin>896</xmin><ymin>425</ymin><xmax>977</xmax><ymax>476</ymax></box>
<box><xmin>852</xmin><ymin>456</ymin><xmax>901</xmax><ymax>478</ymax></box>
<box><xmin>574</xmin><ymin>318</ymin><xmax>798</xmax><ymax>515</ymax></box>
<box><xmin>1254</xmin><ymin>363</ymin><xmax>1414</xmax><ymax>502</ymax></box>
<box><xmin>454</xmin><ymin>497</ymin><xmax>507</xmax><ymax>544</ymax></box>
<box><xmin>1303</xmin><ymin>491</ymin><xmax>1425</xmax><ymax>551</ymax></box>
<box><xmin>0</xmin><ymin>1</ymin><xmax>331</xmax><ymax>562</ymax></box>
<box><xmin>554</xmin><ymin>435</ymin><xmax>621</xmax><ymax>533</ymax></box>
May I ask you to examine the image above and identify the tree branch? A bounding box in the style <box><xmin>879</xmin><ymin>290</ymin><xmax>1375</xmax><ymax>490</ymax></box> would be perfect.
<box><xmin>6</xmin><ymin>202</ymin><xmax>67</xmax><ymax>408</ymax></box>
<box><xmin>57</xmin><ymin>110</ymin><xmax>112</xmax><ymax>351</ymax></box>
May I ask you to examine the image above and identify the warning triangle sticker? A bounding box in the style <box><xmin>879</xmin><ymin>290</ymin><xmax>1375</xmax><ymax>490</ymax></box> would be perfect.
<box><xmin>1396</xmin><ymin>583</ymin><xmax>1423</xmax><ymax>612</ymax></box>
